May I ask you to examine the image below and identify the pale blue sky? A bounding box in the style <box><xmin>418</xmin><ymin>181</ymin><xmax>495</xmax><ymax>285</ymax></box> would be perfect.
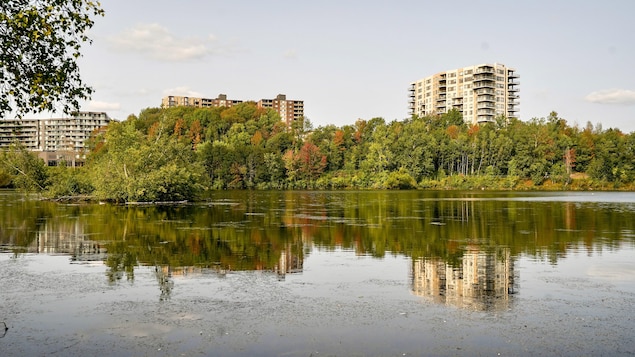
<box><xmin>76</xmin><ymin>0</ymin><xmax>635</xmax><ymax>132</ymax></box>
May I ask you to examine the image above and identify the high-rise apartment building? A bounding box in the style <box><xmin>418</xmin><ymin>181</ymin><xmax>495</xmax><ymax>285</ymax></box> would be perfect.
<box><xmin>0</xmin><ymin>111</ymin><xmax>111</xmax><ymax>166</ymax></box>
<box><xmin>409</xmin><ymin>63</ymin><xmax>519</xmax><ymax>124</ymax></box>
<box><xmin>161</xmin><ymin>93</ymin><xmax>304</xmax><ymax>127</ymax></box>
<box><xmin>257</xmin><ymin>94</ymin><xmax>304</xmax><ymax>127</ymax></box>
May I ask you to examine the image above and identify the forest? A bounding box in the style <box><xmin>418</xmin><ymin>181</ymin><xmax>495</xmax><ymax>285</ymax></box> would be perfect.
<box><xmin>1</xmin><ymin>102</ymin><xmax>634</xmax><ymax>202</ymax></box>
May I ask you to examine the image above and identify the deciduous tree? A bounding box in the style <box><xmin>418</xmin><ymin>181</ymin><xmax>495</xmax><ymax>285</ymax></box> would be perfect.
<box><xmin>0</xmin><ymin>0</ymin><xmax>104</xmax><ymax>116</ymax></box>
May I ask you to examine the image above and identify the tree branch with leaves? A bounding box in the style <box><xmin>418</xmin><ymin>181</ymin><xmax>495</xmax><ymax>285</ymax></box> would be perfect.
<box><xmin>0</xmin><ymin>0</ymin><xmax>104</xmax><ymax>117</ymax></box>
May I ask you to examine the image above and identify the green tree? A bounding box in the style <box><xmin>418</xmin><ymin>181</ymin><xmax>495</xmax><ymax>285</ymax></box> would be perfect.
<box><xmin>0</xmin><ymin>1</ymin><xmax>104</xmax><ymax>116</ymax></box>
<box><xmin>88</xmin><ymin>119</ymin><xmax>204</xmax><ymax>202</ymax></box>
<box><xmin>45</xmin><ymin>163</ymin><xmax>93</xmax><ymax>198</ymax></box>
<box><xmin>0</xmin><ymin>143</ymin><xmax>48</xmax><ymax>191</ymax></box>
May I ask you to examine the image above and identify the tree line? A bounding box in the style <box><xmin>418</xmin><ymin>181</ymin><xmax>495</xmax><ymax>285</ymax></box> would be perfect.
<box><xmin>1</xmin><ymin>103</ymin><xmax>634</xmax><ymax>201</ymax></box>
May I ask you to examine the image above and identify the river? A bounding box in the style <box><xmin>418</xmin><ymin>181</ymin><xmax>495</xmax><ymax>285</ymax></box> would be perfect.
<box><xmin>1</xmin><ymin>190</ymin><xmax>635</xmax><ymax>356</ymax></box>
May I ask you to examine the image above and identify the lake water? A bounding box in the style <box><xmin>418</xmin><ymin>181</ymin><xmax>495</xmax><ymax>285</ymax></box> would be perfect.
<box><xmin>1</xmin><ymin>190</ymin><xmax>635</xmax><ymax>356</ymax></box>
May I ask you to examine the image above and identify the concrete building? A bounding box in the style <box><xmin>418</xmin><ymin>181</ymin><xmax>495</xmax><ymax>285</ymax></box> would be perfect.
<box><xmin>257</xmin><ymin>94</ymin><xmax>304</xmax><ymax>127</ymax></box>
<box><xmin>0</xmin><ymin>111</ymin><xmax>111</xmax><ymax>166</ymax></box>
<box><xmin>161</xmin><ymin>93</ymin><xmax>305</xmax><ymax>127</ymax></box>
<box><xmin>409</xmin><ymin>63</ymin><xmax>519</xmax><ymax>124</ymax></box>
<box><xmin>161</xmin><ymin>94</ymin><xmax>242</xmax><ymax>109</ymax></box>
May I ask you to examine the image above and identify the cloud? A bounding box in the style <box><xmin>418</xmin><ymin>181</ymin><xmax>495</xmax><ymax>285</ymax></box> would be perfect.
<box><xmin>585</xmin><ymin>89</ymin><xmax>635</xmax><ymax>105</ymax></box>
<box><xmin>107</xmin><ymin>23</ymin><xmax>232</xmax><ymax>62</ymax></box>
<box><xmin>85</xmin><ymin>101</ymin><xmax>121</xmax><ymax>111</ymax></box>
<box><xmin>162</xmin><ymin>86</ymin><xmax>203</xmax><ymax>97</ymax></box>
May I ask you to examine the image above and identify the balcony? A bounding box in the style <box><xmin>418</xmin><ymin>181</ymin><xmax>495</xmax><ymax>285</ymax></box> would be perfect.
<box><xmin>476</xmin><ymin>117</ymin><xmax>495</xmax><ymax>124</ymax></box>
<box><xmin>508</xmin><ymin>85</ymin><xmax>519</xmax><ymax>92</ymax></box>
<box><xmin>473</xmin><ymin>73</ymin><xmax>495</xmax><ymax>81</ymax></box>
<box><xmin>475</xmin><ymin>66</ymin><xmax>495</xmax><ymax>74</ymax></box>
<box><xmin>507</xmin><ymin>71</ymin><xmax>519</xmax><ymax>79</ymax></box>
<box><xmin>477</xmin><ymin>94</ymin><xmax>495</xmax><ymax>102</ymax></box>
<box><xmin>477</xmin><ymin>108</ymin><xmax>496</xmax><ymax>115</ymax></box>
<box><xmin>477</xmin><ymin>103</ymin><xmax>495</xmax><ymax>109</ymax></box>
<box><xmin>473</xmin><ymin>80</ymin><xmax>495</xmax><ymax>89</ymax></box>
<box><xmin>475</xmin><ymin>88</ymin><xmax>495</xmax><ymax>95</ymax></box>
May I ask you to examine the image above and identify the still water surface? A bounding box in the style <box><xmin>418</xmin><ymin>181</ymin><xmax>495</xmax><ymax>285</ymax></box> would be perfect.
<box><xmin>1</xmin><ymin>190</ymin><xmax>635</xmax><ymax>356</ymax></box>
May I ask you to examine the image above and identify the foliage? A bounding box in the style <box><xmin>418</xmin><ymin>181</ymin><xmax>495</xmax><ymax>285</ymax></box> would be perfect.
<box><xmin>0</xmin><ymin>143</ymin><xmax>48</xmax><ymax>191</ymax></box>
<box><xmin>0</xmin><ymin>0</ymin><xmax>104</xmax><ymax>117</ymax></box>
<box><xmin>44</xmin><ymin>163</ymin><xmax>93</xmax><ymax>198</ymax></box>
<box><xmin>94</xmin><ymin>107</ymin><xmax>635</xmax><ymax>193</ymax></box>
<box><xmin>10</xmin><ymin>104</ymin><xmax>635</xmax><ymax>200</ymax></box>
<box><xmin>88</xmin><ymin>117</ymin><xmax>205</xmax><ymax>202</ymax></box>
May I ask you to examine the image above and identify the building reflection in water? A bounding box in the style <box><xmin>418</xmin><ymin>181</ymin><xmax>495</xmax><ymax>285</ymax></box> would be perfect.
<box><xmin>26</xmin><ymin>219</ymin><xmax>106</xmax><ymax>263</ymax></box>
<box><xmin>19</xmin><ymin>216</ymin><xmax>305</xmax><ymax>300</ymax></box>
<box><xmin>275</xmin><ymin>247</ymin><xmax>304</xmax><ymax>280</ymax></box>
<box><xmin>411</xmin><ymin>247</ymin><xmax>517</xmax><ymax>311</ymax></box>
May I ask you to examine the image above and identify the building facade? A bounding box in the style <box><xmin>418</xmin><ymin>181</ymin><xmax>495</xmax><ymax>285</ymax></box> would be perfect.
<box><xmin>409</xmin><ymin>63</ymin><xmax>519</xmax><ymax>124</ymax></box>
<box><xmin>0</xmin><ymin>111</ymin><xmax>111</xmax><ymax>166</ymax></box>
<box><xmin>161</xmin><ymin>93</ymin><xmax>304</xmax><ymax>126</ymax></box>
<box><xmin>256</xmin><ymin>94</ymin><xmax>304</xmax><ymax>127</ymax></box>
<box><xmin>161</xmin><ymin>94</ymin><xmax>242</xmax><ymax>109</ymax></box>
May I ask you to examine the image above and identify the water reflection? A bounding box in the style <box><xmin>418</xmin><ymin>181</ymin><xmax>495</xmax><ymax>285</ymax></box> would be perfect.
<box><xmin>2</xmin><ymin>190</ymin><xmax>635</xmax><ymax>307</ymax></box>
<box><xmin>412</xmin><ymin>247</ymin><xmax>517</xmax><ymax>311</ymax></box>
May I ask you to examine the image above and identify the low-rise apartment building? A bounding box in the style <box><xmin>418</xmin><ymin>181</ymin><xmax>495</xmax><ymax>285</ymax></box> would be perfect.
<box><xmin>0</xmin><ymin>111</ymin><xmax>111</xmax><ymax>166</ymax></box>
<box><xmin>161</xmin><ymin>94</ymin><xmax>242</xmax><ymax>109</ymax></box>
<box><xmin>161</xmin><ymin>93</ymin><xmax>304</xmax><ymax>126</ymax></box>
<box><xmin>409</xmin><ymin>63</ymin><xmax>519</xmax><ymax>124</ymax></box>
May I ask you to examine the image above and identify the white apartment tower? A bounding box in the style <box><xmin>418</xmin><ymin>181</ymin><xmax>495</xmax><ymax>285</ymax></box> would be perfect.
<box><xmin>0</xmin><ymin>112</ymin><xmax>111</xmax><ymax>166</ymax></box>
<box><xmin>409</xmin><ymin>63</ymin><xmax>519</xmax><ymax>124</ymax></box>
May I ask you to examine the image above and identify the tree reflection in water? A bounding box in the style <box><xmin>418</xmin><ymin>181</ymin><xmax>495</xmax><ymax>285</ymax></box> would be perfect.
<box><xmin>2</xmin><ymin>190</ymin><xmax>635</xmax><ymax>305</ymax></box>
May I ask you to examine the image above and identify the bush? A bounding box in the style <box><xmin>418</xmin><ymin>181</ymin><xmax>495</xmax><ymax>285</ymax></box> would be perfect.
<box><xmin>384</xmin><ymin>170</ymin><xmax>417</xmax><ymax>189</ymax></box>
<box><xmin>44</xmin><ymin>165</ymin><xmax>94</xmax><ymax>198</ymax></box>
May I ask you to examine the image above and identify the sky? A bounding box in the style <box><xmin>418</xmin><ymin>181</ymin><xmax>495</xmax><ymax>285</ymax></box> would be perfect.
<box><xmin>66</xmin><ymin>0</ymin><xmax>635</xmax><ymax>132</ymax></box>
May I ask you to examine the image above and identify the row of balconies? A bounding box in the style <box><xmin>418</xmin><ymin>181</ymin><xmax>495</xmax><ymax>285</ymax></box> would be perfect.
<box><xmin>477</xmin><ymin>103</ymin><xmax>496</xmax><ymax>109</ymax></box>
<box><xmin>477</xmin><ymin>94</ymin><xmax>495</xmax><ymax>102</ymax></box>
<box><xmin>475</xmin><ymin>88</ymin><xmax>495</xmax><ymax>95</ymax></box>
<box><xmin>475</xmin><ymin>66</ymin><xmax>495</xmax><ymax>74</ymax></box>
<box><xmin>473</xmin><ymin>80</ymin><xmax>496</xmax><ymax>89</ymax></box>
<box><xmin>473</xmin><ymin>73</ymin><xmax>495</xmax><ymax>81</ymax></box>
